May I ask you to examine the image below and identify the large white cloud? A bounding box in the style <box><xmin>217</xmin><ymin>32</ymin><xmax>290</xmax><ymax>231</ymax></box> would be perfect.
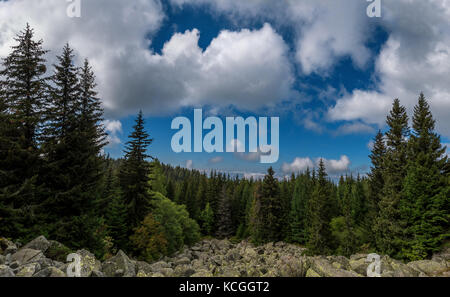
<box><xmin>170</xmin><ymin>0</ymin><xmax>373</xmax><ymax>75</ymax></box>
<box><xmin>328</xmin><ymin>0</ymin><xmax>450</xmax><ymax>137</ymax></box>
<box><xmin>0</xmin><ymin>1</ymin><xmax>294</xmax><ymax>117</ymax></box>
<box><xmin>172</xmin><ymin>0</ymin><xmax>450</xmax><ymax>138</ymax></box>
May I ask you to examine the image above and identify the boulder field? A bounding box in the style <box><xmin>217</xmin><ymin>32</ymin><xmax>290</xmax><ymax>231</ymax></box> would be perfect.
<box><xmin>0</xmin><ymin>236</ymin><xmax>449</xmax><ymax>277</ymax></box>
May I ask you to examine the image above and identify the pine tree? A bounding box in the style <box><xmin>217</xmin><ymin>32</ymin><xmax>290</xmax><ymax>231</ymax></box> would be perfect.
<box><xmin>375</xmin><ymin>99</ymin><xmax>409</xmax><ymax>257</ymax></box>
<box><xmin>367</xmin><ymin>130</ymin><xmax>386</xmax><ymax>247</ymax></box>
<box><xmin>401</xmin><ymin>93</ymin><xmax>449</xmax><ymax>260</ymax></box>
<box><xmin>216</xmin><ymin>186</ymin><xmax>233</xmax><ymax>239</ymax></box>
<box><xmin>106</xmin><ymin>191</ymin><xmax>128</xmax><ymax>251</ymax></box>
<box><xmin>40</xmin><ymin>44</ymin><xmax>105</xmax><ymax>253</ymax></box>
<box><xmin>288</xmin><ymin>171</ymin><xmax>311</xmax><ymax>244</ymax></box>
<box><xmin>119</xmin><ymin>111</ymin><xmax>153</xmax><ymax>231</ymax></box>
<box><xmin>200</xmin><ymin>202</ymin><xmax>214</xmax><ymax>235</ymax></box>
<box><xmin>0</xmin><ymin>24</ymin><xmax>48</xmax><ymax>239</ymax></box>
<box><xmin>259</xmin><ymin>167</ymin><xmax>282</xmax><ymax>242</ymax></box>
<box><xmin>306</xmin><ymin>159</ymin><xmax>333</xmax><ymax>255</ymax></box>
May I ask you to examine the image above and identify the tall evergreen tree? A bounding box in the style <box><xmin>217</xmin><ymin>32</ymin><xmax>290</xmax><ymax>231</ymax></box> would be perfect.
<box><xmin>288</xmin><ymin>170</ymin><xmax>311</xmax><ymax>244</ymax></box>
<box><xmin>259</xmin><ymin>167</ymin><xmax>282</xmax><ymax>242</ymax></box>
<box><xmin>40</xmin><ymin>44</ymin><xmax>105</xmax><ymax>253</ymax></box>
<box><xmin>401</xmin><ymin>93</ymin><xmax>449</xmax><ymax>260</ymax></box>
<box><xmin>367</xmin><ymin>130</ymin><xmax>386</xmax><ymax>247</ymax></box>
<box><xmin>216</xmin><ymin>186</ymin><xmax>233</xmax><ymax>239</ymax></box>
<box><xmin>119</xmin><ymin>111</ymin><xmax>153</xmax><ymax>231</ymax></box>
<box><xmin>375</xmin><ymin>99</ymin><xmax>409</xmax><ymax>257</ymax></box>
<box><xmin>0</xmin><ymin>24</ymin><xmax>48</xmax><ymax>239</ymax></box>
<box><xmin>306</xmin><ymin>159</ymin><xmax>333</xmax><ymax>255</ymax></box>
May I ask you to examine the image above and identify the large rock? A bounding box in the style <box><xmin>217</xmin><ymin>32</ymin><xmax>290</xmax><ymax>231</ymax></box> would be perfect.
<box><xmin>45</xmin><ymin>240</ymin><xmax>72</xmax><ymax>262</ymax></box>
<box><xmin>11</xmin><ymin>249</ymin><xmax>44</xmax><ymax>266</ymax></box>
<box><xmin>102</xmin><ymin>250</ymin><xmax>136</xmax><ymax>277</ymax></box>
<box><xmin>276</xmin><ymin>256</ymin><xmax>307</xmax><ymax>277</ymax></box>
<box><xmin>23</xmin><ymin>236</ymin><xmax>51</xmax><ymax>253</ymax></box>
<box><xmin>16</xmin><ymin>263</ymin><xmax>40</xmax><ymax>277</ymax></box>
<box><xmin>173</xmin><ymin>264</ymin><xmax>195</xmax><ymax>277</ymax></box>
<box><xmin>0</xmin><ymin>265</ymin><xmax>14</xmax><ymax>277</ymax></box>
<box><xmin>305</xmin><ymin>268</ymin><xmax>321</xmax><ymax>277</ymax></box>
<box><xmin>407</xmin><ymin>260</ymin><xmax>447</xmax><ymax>276</ymax></box>
<box><xmin>388</xmin><ymin>259</ymin><xmax>419</xmax><ymax>277</ymax></box>
<box><xmin>75</xmin><ymin>249</ymin><xmax>102</xmax><ymax>277</ymax></box>
<box><xmin>33</xmin><ymin>267</ymin><xmax>66</xmax><ymax>277</ymax></box>
<box><xmin>136</xmin><ymin>261</ymin><xmax>153</xmax><ymax>276</ymax></box>
<box><xmin>175</xmin><ymin>256</ymin><xmax>191</xmax><ymax>266</ymax></box>
<box><xmin>150</xmin><ymin>260</ymin><xmax>171</xmax><ymax>272</ymax></box>
<box><xmin>349</xmin><ymin>258</ymin><xmax>369</xmax><ymax>276</ymax></box>
<box><xmin>309</xmin><ymin>257</ymin><xmax>362</xmax><ymax>277</ymax></box>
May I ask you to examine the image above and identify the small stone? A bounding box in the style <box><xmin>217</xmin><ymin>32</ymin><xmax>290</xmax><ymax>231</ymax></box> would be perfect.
<box><xmin>89</xmin><ymin>270</ymin><xmax>104</xmax><ymax>277</ymax></box>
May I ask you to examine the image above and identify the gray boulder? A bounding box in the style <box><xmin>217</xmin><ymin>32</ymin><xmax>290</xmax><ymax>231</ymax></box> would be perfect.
<box><xmin>23</xmin><ymin>236</ymin><xmax>51</xmax><ymax>253</ymax></box>
<box><xmin>75</xmin><ymin>249</ymin><xmax>102</xmax><ymax>277</ymax></box>
<box><xmin>33</xmin><ymin>267</ymin><xmax>65</xmax><ymax>277</ymax></box>
<box><xmin>102</xmin><ymin>250</ymin><xmax>136</xmax><ymax>277</ymax></box>
<box><xmin>16</xmin><ymin>263</ymin><xmax>40</xmax><ymax>277</ymax></box>
<box><xmin>407</xmin><ymin>260</ymin><xmax>447</xmax><ymax>276</ymax></box>
<box><xmin>175</xmin><ymin>256</ymin><xmax>191</xmax><ymax>266</ymax></box>
<box><xmin>308</xmin><ymin>257</ymin><xmax>362</xmax><ymax>277</ymax></box>
<box><xmin>11</xmin><ymin>249</ymin><xmax>44</xmax><ymax>266</ymax></box>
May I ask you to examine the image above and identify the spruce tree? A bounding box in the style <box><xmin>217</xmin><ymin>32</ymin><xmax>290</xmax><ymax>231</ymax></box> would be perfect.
<box><xmin>401</xmin><ymin>93</ymin><xmax>449</xmax><ymax>260</ymax></box>
<box><xmin>288</xmin><ymin>171</ymin><xmax>311</xmax><ymax>244</ymax></box>
<box><xmin>0</xmin><ymin>24</ymin><xmax>48</xmax><ymax>239</ymax></box>
<box><xmin>119</xmin><ymin>111</ymin><xmax>153</xmax><ymax>231</ymax></box>
<box><xmin>375</xmin><ymin>99</ymin><xmax>409</xmax><ymax>257</ymax></box>
<box><xmin>216</xmin><ymin>186</ymin><xmax>233</xmax><ymax>239</ymax></box>
<box><xmin>259</xmin><ymin>167</ymin><xmax>282</xmax><ymax>242</ymax></box>
<box><xmin>367</xmin><ymin>130</ymin><xmax>386</xmax><ymax>247</ymax></box>
<box><xmin>40</xmin><ymin>44</ymin><xmax>105</xmax><ymax>253</ymax></box>
<box><xmin>200</xmin><ymin>202</ymin><xmax>214</xmax><ymax>235</ymax></box>
<box><xmin>306</xmin><ymin>159</ymin><xmax>333</xmax><ymax>255</ymax></box>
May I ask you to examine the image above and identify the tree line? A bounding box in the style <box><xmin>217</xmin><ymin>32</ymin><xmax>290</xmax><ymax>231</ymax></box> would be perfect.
<box><xmin>0</xmin><ymin>25</ymin><xmax>448</xmax><ymax>262</ymax></box>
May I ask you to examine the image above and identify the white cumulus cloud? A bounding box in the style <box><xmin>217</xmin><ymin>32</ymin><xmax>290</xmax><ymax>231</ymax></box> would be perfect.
<box><xmin>282</xmin><ymin>155</ymin><xmax>350</xmax><ymax>174</ymax></box>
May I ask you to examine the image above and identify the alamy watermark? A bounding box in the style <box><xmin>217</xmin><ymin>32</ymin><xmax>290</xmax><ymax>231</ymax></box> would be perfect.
<box><xmin>66</xmin><ymin>253</ymin><xmax>81</xmax><ymax>277</ymax></box>
<box><xmin>66</xmin><ymin>0</ymin><xmax>81</xmax><ymax>18</ymax></box>
<box><xmin>366</xmin><ymin>253</ymin><xmax>382</xmax><ymax>277</ymax></box>
<box><xmin>367</xmin><ymin>0</ymin><xmax>382</xmax><ymax>18</ymax></box>
<box><xmin>171</xmin><ymin>109</ymin><xmax>279</xmax><ymax>164</ymax></box>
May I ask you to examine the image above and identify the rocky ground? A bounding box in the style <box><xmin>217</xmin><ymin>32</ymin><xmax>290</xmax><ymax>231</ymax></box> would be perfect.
<box><xmin>0</xmin><ymin>235</ymin><xmax>449</xmax><ymax>277</ymax></box>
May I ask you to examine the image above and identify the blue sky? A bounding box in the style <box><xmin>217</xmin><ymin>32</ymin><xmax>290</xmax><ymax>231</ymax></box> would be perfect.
<box><xmin>1</xmin><ymin>0</ymin><xmax>449</xmax><ymax>178</ymax></box>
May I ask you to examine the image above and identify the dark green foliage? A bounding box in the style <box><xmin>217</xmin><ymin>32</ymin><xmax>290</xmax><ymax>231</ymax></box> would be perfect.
<box><xmin>366</xmin><ymin>130</ymin><xmax>386</xmax><ymax>247</ymax></box>
<box><xmin>200</xmin><ymin>202</ymin><xmax>214</xmax><ymax>235</ymax></box>
<box><xmin>288</xmin><ymin>170</ymin><xmax>311</xmax><ymax>244</ymax></box>
<box><xmin>306</xmin><ymin>160</ymin><xmax>333</xmax><ymax>255</ymax></box>
<box><xmin>0</xmin><ymin>24</ymin><xmax>48</xmax><ymax>239</ymax></box>
<box><xmin>105</xmin><ymin>167</ymin><xmax>128</xmax><ymax>251</ymax></box>
<box><xmin>216</xmin><ymin>187</ymin><xmax>234</xmax><ymax>239</ymax></box>
<box><xmin>150</xmin><ymin>192</ymin><xmax>200</xmax><ymax>255</ymax></box>
<box><xmin>375</xmin><ymin>99</ymin><xmax>410</xmax><ymax>258</ymax></box>
<box><xmin>119</xmin><ymin>111</ymin><xmax>153</xmax><ymax>230</ymax></box>
<box><xmin>39</xmin><ymin>44</ymin><xmax>106</xmax><ymax>254</ymax></box>
<box><xmin>250</xmin><ymin>167</ymin><xmax>282</xmax><ymax>243</ymax></box>
<box><xmin>401</xmin><ymin>94</ymin><xmax>449</xmax><ymax>260</ymax></box>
